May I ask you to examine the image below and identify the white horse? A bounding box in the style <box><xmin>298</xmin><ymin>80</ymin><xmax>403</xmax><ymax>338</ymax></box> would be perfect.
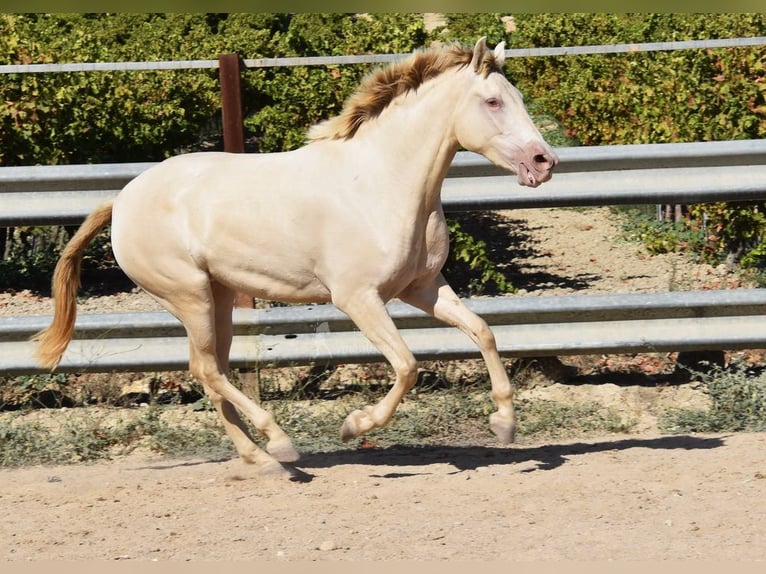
<box><xmin>34</xmin><ymin>38</ymin><xmax>558</xmax><ymax>475</ymax></box>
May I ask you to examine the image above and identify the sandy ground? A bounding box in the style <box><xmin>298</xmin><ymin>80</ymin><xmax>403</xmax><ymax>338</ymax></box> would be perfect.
<box><xmin>2</xmin><ymin>207</ymin><xmax>764</xmax><ymax>562</ymax></box>
<box><xmin>1</xmin><ymin>433</ymin><xmax>764</xmax><ymax>561</ymax></box>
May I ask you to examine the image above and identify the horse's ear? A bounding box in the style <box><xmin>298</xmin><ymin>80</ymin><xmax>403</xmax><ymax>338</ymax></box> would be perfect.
<box><xmin>493</xmin><ymin>41</ymin><xmax>506</xmax><ymax>67</ymax></box>
<box><xmin>471</xmin><ymin>36</ymin><xmax>488</xmax><ymax>72</ymax></box>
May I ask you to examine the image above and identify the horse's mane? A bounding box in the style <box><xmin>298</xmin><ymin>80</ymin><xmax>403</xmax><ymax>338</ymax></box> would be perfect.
<box><xmin>307</xmin><ymin>43</ymin><xmax>503</xmax><ymax>142</ymax></box>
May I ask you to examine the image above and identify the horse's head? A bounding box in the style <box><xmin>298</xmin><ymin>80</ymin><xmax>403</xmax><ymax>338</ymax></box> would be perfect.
<box><xmin>453</xmin><ymin>37</ymin><xmax>558</xmax><ymax>188</ymax></box>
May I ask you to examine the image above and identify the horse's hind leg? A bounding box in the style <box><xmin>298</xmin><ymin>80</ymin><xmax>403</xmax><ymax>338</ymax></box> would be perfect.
<box><xmin>204</xmin><ymin>282</ymin><xmax>300</xmax><ymax>466</ymax></box>
<box><xmin>151</xmin><ymin>278</ymin><xmax>299</xmax><ymax>469</ymax></box>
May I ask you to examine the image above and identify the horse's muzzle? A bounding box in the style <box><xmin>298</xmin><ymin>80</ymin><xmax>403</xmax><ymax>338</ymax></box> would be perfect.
<box><xmin>518</xmin><ymin>146</ymin><xmax>559</xmax><ymax>188</ymax></box>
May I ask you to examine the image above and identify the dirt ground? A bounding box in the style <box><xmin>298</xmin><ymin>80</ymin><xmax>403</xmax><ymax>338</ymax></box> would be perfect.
<box><xmin>2</xmin><ymin>206</ymin><xmax>765</xmax><ymax>562</ymax></box>
<box><xmin>1</xmin><ymin>432</ymin><xmax>765</xmax><ymax>561</ymax></box>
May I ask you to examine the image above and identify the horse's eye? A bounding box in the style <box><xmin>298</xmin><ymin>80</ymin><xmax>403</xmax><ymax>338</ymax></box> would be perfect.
<box><xmin>486</xmin><ymin>97</ymin><xmax>501</xmax><ymax>109</ymax></box>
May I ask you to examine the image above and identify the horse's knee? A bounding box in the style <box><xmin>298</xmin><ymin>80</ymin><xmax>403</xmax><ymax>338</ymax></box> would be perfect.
<box><xmin>479</xmin><ymin>325</ymin><xmax>497</xmax><ymax>351</ymax></box>
<box><xmin>468</xmin><ymin>318</ymin><xmax>496</xmax><ymax>350</ymax></box>
<box><xmin>397</xmin><ymin>355</ymin><xmax>419</xmax><ymax>388</ymax></box>
<box><xmin>189</xmin><ymin>347</ymin><xmax>221</xmax><ymax>381</ymax></box>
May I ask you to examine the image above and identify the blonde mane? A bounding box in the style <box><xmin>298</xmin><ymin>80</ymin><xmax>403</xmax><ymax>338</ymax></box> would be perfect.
<box><xmin>307</xmin><ymin>43</ymin><xmax>503</xmax><ymax>142</ymax></box>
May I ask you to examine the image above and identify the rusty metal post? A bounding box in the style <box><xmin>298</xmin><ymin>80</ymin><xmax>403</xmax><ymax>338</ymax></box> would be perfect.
<box><xmin>218</xmin><ymin>53</ymin><xmax>252</xmax><ymax>309</ymax></box>
<box><xmin>218</xmin><ymin>53</ymin><xmax>245</xmax><ymax>154</ymax></box>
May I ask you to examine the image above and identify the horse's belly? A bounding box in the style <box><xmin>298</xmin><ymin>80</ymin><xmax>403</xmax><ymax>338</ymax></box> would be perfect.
<box><xmin>207</xmin><ymin>256</ymin><xmax>332</xmax><ymax>304</ymax></box>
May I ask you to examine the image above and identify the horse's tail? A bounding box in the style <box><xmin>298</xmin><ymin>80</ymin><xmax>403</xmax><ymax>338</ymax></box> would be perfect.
<box><xmin>32</xmin><ymin>200</ymin><xmax>114</xmax><ymax>370</ymax></box>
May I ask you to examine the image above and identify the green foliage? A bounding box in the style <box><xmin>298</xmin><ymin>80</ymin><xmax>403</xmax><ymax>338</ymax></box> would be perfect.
<box><xmin>618</xmin><ymin>208</ymin><xmax>707</xmax><ymax>256</ymax></box>
<box><xmin>0</xmin><ymin>14</ymin><xmax>223</xmax><ymax>165</ymax></box>
<box><xmin>0</xmin><ymin>227</ymin><xmax>64</xmax><ymax>289</ymax></box>
<box><xmin>507</xmin><ymin>13</ymin><xmax>766</xmax><ymax>145</ymax></box>
<box><xmin>446</xmin><ymin>219</ymin><xmax>514</xmax><ymax>295</ymax></box>
<box><xmin>661</xmin><ymin>361</ymin><xmax>766</xmax><ymax>433</ymax></box>
<box><xmin>617</xmin><ymin>202</ymin><xmax>766</xmax><ymax>269</ymax></box>
<box><xmin>517</xmin><ymin>399</ymin><xmax>632</xmax><ymax>438</ymax></box>
<box><xmin>0</xmin><ymin>406</ymin><xmax>233</xmax><ymax>466</ymax></box>
<box><xmin>435</xmin><ymin>13</ymin><xmax>512</xmax><ymax>46</ymax></box>
<box><xmin>243</xmin><ymin>13</ymin><xmax>430</xmax><ymax>152</ymax></box>
<box><xmin>0</xmin><ymin>225</ymin><xmax>117</xmax><ymax>291</ymax></box>
<box><xmin>0</xmin><ymin>11</ymin><xmax>515</xmax><ymax>163</ymax></box>
<box><xmin>688</xmin><ymin>202</ymin><xmax>766</xmax><ymax>268</ymax></box>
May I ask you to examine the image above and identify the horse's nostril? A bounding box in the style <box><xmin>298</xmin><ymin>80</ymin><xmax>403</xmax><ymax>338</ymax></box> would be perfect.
<box><xmin>534</xmin><ymin>152</ymin><xmax>557</xmax><ymax>171</ymax></box>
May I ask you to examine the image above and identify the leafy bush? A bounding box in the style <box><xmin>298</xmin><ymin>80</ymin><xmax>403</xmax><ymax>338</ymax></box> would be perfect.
<box><xmin>688</xmin><ymin>201</ymin><xmax>766</xmax><ymax>268</ymax></box>
<box><xmin>241</xmin><ymin>13</ymin><xmax>431</xmax><ymax>152</ymax></box>
<box><xmin>0</xmin><ymin>14</ymin><xmax>223</xmax><ymax>165</ymax></box>
<box><xmin>618</xmin><ymin>208</ymin><xmax>707</xmax><ymax>256</ymax></box>
<box><xmin>446</xmin><ymin>219</ymin><xmax>513</xmax><ymax>295</ymax></box>
<box><xmin>661</xmin><ymin>361</ymin><xmax>766</xmax><ymax>433</ymax></box>
<box><xmin>433</xmin><ymin>12</ymin><xmax>511</xmax><ymax>46</ymax></box>
<box><xmin>507</xmin><ymin>13</ymin><xmax>766</xmax><ymax>145</ymax></box>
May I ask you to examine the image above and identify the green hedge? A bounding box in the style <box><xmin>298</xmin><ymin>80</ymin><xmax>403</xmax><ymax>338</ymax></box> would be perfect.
<box><xmin>4</xmin><ymin>14</ymin><xmax>762</xmax><ymax>158</ymax></box>
<box><xmin>1</xmin><ymin>14</ymin><xmax>224</xmax><ymax>165</ymax></box>
<box><xmin>0</xmin><ymin>13</ymin><xmax>519</xmax><ymax>164</ymax></box>
<box><xmin>506</xmin><ymin>13</ymin><xmax>766</xmax><ymax>145</ymax></box>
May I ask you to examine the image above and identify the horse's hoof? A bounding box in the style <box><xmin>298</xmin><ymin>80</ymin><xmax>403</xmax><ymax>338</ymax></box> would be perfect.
<box><xmin>257</xmin><ymin>460</ymin><xmax>292</xmax><ymax>477</ymax></box>
<box><xmin>340</xmin><ymin>413</ymin><xmax>360</xmax><ymax>442</ymax></box>
<box><xmin>489</xmin><ymin>411</ymin><xmax>516</xmax><ymax>444</ymax></box>
<box><xmin>267</xmin><ymin>438</ymin><xmax>301</xmax><ymax>463</ymax></box>
<box><xmin>340</xmin><ymin>408</ymin><xmax>372</xmax><ymax>442</ymax></box>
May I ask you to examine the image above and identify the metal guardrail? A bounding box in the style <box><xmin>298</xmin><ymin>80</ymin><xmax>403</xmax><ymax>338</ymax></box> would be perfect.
<box><xmin>3</xmin><ymin>290</ymin><xmax>766</xmax><ymax>376</ymax></box>
<box><xmin>3</xmin><ymin>139</ymin><xmax>766</xmax><ymax>226</ymax></box>
<box><xmin>1</xmin><ymin>139</ymin><xmax>766</xmax><ymax>375</ymax></box>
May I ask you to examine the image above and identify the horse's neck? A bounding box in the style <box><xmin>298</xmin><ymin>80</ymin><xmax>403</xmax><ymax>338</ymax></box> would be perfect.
<box><xmin>353</xmin><ymin>74</ymin><xmax>463</xmax><ymax>208</ymax></box>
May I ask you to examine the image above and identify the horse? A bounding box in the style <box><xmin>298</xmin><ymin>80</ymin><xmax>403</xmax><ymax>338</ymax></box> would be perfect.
<box><xmin>34</xmin><ymin>37</ymin><xmax>558</xmax><ymax>475</ymax></box>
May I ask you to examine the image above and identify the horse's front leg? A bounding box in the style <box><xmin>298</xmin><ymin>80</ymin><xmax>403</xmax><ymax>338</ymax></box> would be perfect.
<box><xmin>399</xmin><ymin>274</ymin><xmax>516</xmax><ymax>443</ymax></box>
<box><xmin>332</xmin><ymin>290</ymin><xmax>419</xmax><ymax>441</ymax></box>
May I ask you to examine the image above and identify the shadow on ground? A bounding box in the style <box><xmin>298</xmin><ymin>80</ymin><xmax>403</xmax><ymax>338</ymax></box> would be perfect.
<box><xmin>445</xmin><ymin>212</ymin><xmax>603</xmax><ymax>295</ymax></box>
<box><xmin>292</xmin><ymin>434</ymin><xmax>725</xmax><ymax>475</ymax></box>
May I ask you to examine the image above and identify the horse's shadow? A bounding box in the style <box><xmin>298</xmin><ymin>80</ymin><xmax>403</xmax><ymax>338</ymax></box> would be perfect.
<box><xmin>284</xmin><ymin>434</ymin><xmax>727</xmax><ymax>481</ymax></box>
<box><xmin>138</xmin><ymin>434</ymin><xmax>727</xmax><ymax>483</ymax></box>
